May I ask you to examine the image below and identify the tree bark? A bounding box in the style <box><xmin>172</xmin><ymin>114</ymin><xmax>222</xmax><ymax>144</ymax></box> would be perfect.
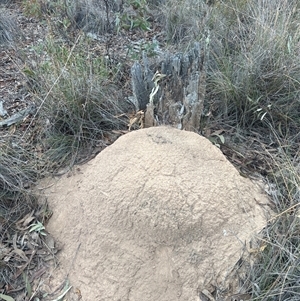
<box><xmin>130</xmin><ymin>42</ymin><xmax>206</xmax><ymax>132</ymax></box>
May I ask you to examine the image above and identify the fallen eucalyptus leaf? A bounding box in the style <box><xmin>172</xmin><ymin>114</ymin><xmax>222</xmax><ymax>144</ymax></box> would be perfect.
<box><xmin>0</xmin><ymin>293</ymin><xmax>15</xmax><ymax>301</ymax></box>
<box><xmin>50</xmin><ymin>286</ymin><xmax>72</xmax><ymax>301</ymax></box>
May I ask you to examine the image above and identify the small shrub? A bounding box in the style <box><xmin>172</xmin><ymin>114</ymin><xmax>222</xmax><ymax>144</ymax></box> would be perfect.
<box><xmin>115</xmin><ymin>0</ymin><xmax>151</xmax><ymax>33</ymax></box>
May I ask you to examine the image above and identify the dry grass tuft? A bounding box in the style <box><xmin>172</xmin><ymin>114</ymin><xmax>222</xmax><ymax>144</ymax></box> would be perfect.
<box><xmin>206</xmin><ymin>0</ymin><xmax>300</xmax><ymax>133</ymax></box>
<box><xmin>162</xmin><ymin>0</ymin><xmax>209</xmax><ymax>44</ymax></box>
<box><xmin>0</xmin><ymin>8</ymin><xmax>19</xmax><ymax>46</ymax></box>
<box><xmin>24</xmin><ymin>35</ymin><xmax>130</xmax><ymax>169</ymax></box>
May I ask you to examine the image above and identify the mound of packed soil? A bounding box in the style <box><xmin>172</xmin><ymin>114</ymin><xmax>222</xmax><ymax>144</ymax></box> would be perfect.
<box><xmin>42</xmin><ymin>126</ymin><xmax>270</xmax><ymax>301</ymax></box>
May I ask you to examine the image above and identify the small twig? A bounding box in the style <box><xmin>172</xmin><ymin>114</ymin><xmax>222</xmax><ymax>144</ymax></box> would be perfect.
<box><xmin>36</xmin><ymin>183</ymin><xmax>55</xmax><ymax>190</ymax></box>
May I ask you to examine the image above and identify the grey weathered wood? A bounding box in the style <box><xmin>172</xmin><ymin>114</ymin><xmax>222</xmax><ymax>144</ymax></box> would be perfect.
<box><xmin>131</xmin><ymin>61</ymin><xmax>151</xmax><ymax>111</ymax></box>
<box><xmin>130</xmin><ymin>42</ymin><xmax>206</xmax><ymax>132</ymax></box>
<box><xmin>0</xmin><ymin>105</ymin><xmax>36</xmax><ymax>128</ymax></box>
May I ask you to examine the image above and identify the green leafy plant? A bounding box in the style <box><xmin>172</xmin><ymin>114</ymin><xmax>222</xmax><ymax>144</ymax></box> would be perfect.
<box><xmin>115</xmin><ymin>0</ymin><xmax>151</xmax><ymax>33</ymax></box>
<box><xmin>29</xmin><ymin>221</ymin><xmax>46</xmax><ymax>236</ymax></box>
<box><xmin>208</xmin><ymin>133</ymin><xmax>225</xmax><ymax>147</ymax></box>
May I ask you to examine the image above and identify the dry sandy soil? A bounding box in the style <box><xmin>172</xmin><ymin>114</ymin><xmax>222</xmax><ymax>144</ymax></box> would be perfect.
<box><xmin>40</xmin><ymin>126</ymin><xmax>271</xmax><ymax>301</ymax></box>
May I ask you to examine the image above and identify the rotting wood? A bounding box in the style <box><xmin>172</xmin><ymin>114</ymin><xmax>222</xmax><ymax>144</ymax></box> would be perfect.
<box><xmin>130</xmin><ymin>42</ymin><xmax>207</xmax><ymax>132</ymax></box>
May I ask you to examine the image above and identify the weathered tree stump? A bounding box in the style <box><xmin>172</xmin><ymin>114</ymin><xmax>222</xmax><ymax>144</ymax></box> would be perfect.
<box><xmin>130</xmin><ymin>43</ymin><xmax>206</xmax><ymax>132</ymax></box>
